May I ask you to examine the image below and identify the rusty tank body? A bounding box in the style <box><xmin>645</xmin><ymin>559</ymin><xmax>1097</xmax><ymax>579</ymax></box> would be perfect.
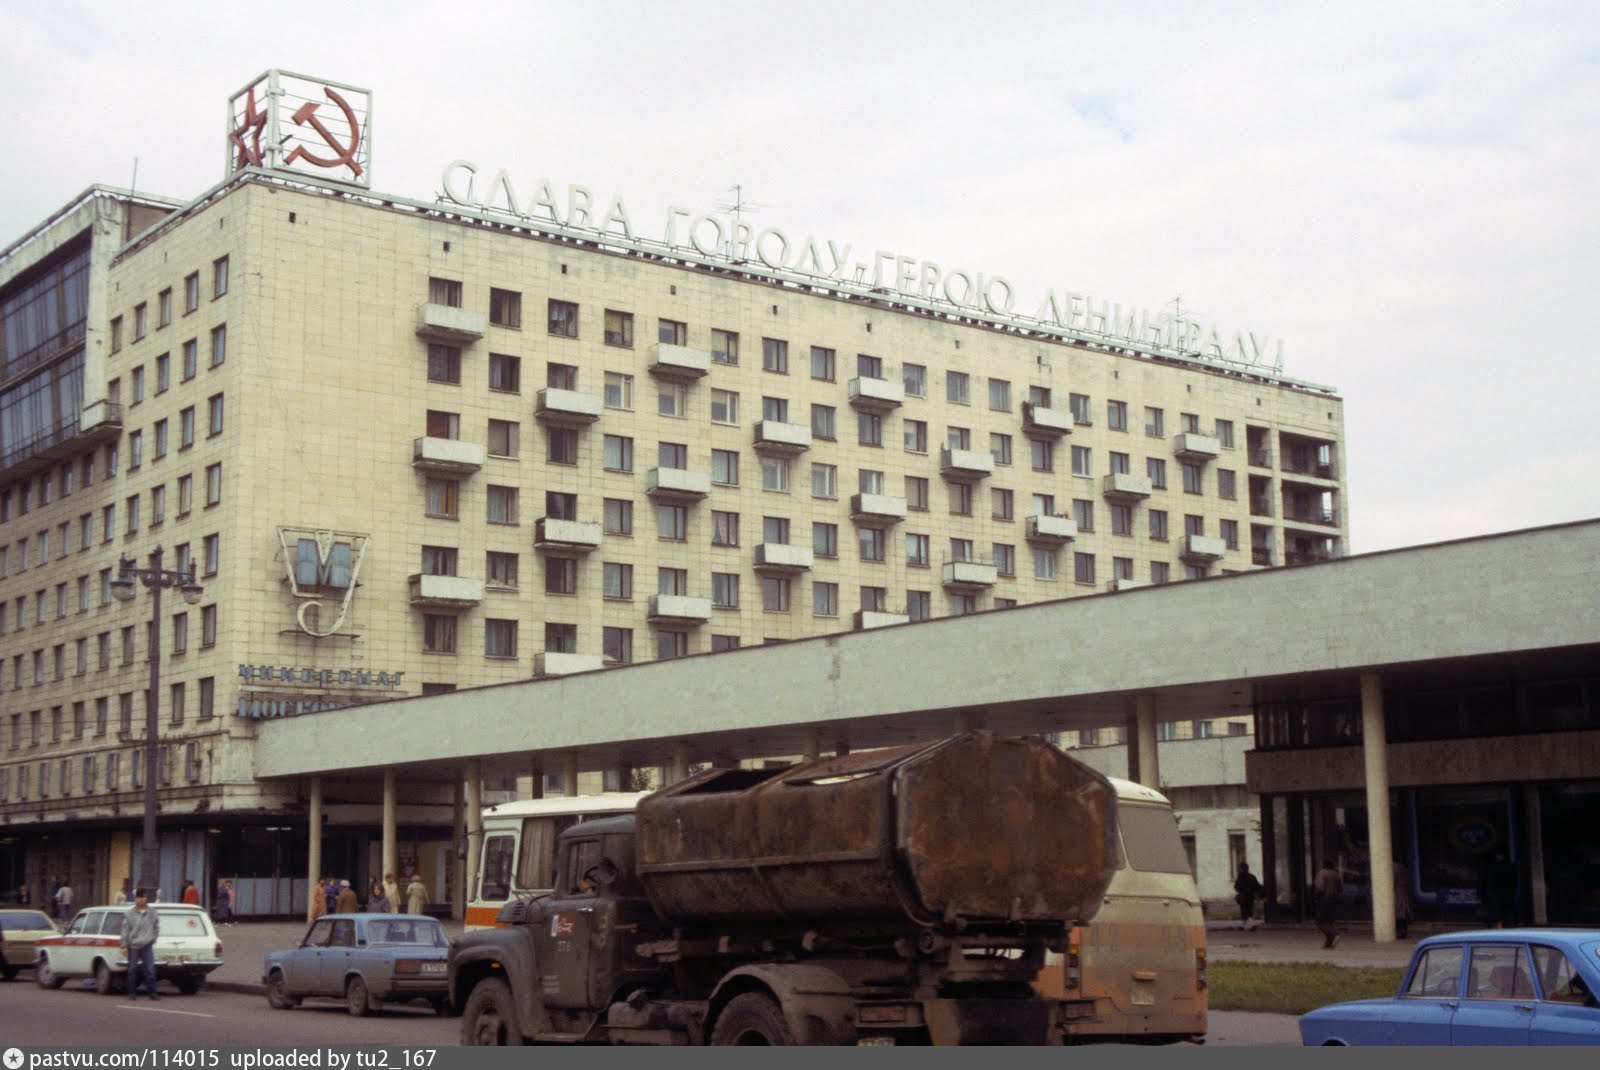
<box><xmin>634</xmin><ymin>730</ymin><xmax>1118</xmax><ymax>930</ymax></box>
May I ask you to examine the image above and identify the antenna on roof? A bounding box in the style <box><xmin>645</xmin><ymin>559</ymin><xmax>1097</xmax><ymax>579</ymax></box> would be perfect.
<box><xmin>131</xmin><ymin>157</ymin><xmax>139</xmax><ymax>196</ymax></box>
<box><xmin>714</xmin><ymin>185</ymin><xmax>766</xmax><ymax>262</ymax></box>
<box><xmin>1167</xmin><ymin>295</ymin><xmax>1202</xmax><ymax>357</ymax></box>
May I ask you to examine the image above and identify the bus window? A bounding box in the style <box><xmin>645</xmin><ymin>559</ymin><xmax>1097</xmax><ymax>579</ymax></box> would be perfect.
<box><xmin>481</xmin><ymin>834</ymin><xmax>515</xmax><ymax>901</ymax></box>
<box><xmin>1119</xmin><ymin>804</ymin><xmax>1193</xmax><ymax>873</ymax></box>
<box><xmin>515</xmin><ymin>815</ymin><xmax>583</xmax><ymax>892</ymax></box>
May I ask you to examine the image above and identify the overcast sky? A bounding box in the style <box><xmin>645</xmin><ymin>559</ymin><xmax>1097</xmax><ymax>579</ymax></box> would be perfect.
<box><xmin>4</xmin><ymin>1</ymin><xmax>1596</xmax><ymax>554</ymax></box>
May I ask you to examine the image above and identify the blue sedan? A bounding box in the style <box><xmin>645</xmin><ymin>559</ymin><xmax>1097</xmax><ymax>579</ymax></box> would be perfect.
<box><xmin>263</xmin><ymin>913</ymin><xmax>451</xmax><ymax>1016</ymax></box>
<box><xmin>1301</xmin><ymin>928</ymin><xmax>1600</xmax><ymax>1045</ymax></box>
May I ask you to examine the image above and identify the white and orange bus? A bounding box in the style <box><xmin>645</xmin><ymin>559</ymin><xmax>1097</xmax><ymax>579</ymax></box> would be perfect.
<box><xmin>1038</xmin><ymin>777</ymin><xmax>1208</xmax><ymax>1044</ymax></box>
<box><xmin>465</xmin><ymin>792</ymin><xmax>650</xmax><ymax>929</ymax></box>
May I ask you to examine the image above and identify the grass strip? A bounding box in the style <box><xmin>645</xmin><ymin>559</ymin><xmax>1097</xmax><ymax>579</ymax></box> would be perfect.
<box><xmin>1209</xmin><ymin>961</ymin><xmax>1405</xmax><ymax>1016</ymax></box>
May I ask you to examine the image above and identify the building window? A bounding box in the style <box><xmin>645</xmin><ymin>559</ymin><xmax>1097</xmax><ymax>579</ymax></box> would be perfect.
<box><xmin>761</xmin><ymin>396</ymin><xmax>789</xmax><ymax>423</ymax></box>
<box><xmin>907</xmin><ymin>590</ymin><xmax>931</xmax><ymax>622</ymax></box>
<box><xmin>485</xmin><ymin>619</ymin><xmax>518</xmax><ymax>658</ymax></box>
<box><xmin>810</xmin><ymin>346</ymin><xmax>836</xmax><ymax>381</ymax></box>
<box><xmin>200</xmin><ymin>463</ymin><xmax>221</xmax><ymax>506</ymax></box>
<box><xmin>903</xmin><ymin>419</ymin><xmax>927</xmax><ymax>453</ymax></box>
<box><xmin>425</xmin><ymin>478</ymin><xmax>459</xmax><ymax>519</ymax></box>
<box><xmin>762</xmin><ymin>337</ymin><xmax>788</xmax><ymax>373</ymax></box>
<box><xmin>658</xmin><ymin>567</ymin><xmax>689</xmax><ymax>596</ymax></box>
<box><xmin>547</xmin><ymin>427</ymin><xmax>579</xmax><ymax>464</ymax></box>
<box><xmin>487</xmin><ymin>485</ymin><xmax>519</xmax><ymax>525</ymax></box>
<box><xmin>1113</xmin><ymin>557</ymin><xmax>1134</xmax><ymax>582</ymax></box>
<box><xmin>656</xmin><ymin>631</ymin><xmax>689</xmax><ymax>661</ymax></box>
<box><xmin>906</xmin><ymin>533</ymin><xmax>929</xmax><ymax>567</ymax></box>
<box><xmin>712</xmin><ymin>573</ymin><xmax>739</xmax><ymax>609</ymax></box>
<box><xmin>857</xmin><ymin>353</ymin><xmax>883</xmax><ymax>380</ymax></box>
<box><xmin>658</xmin><ymin>318</ymin><xmax>687</xmax><ymax>345</ymax></box>
<box><xmin>129</xmin><ymin>430</ymin><xmax>143</xmax><ymax>469</ymax></box>
<box><xmin>905</xmin><ymin>475</ymin><xmax>929</xmax><ymax>512</ymax></box>
<box><xmin>903</xmin><ymin>363</ymin><xmax>926</xmax><ymax>397</ymax></box>
<box><xmin>603</xmin><ymin>627</ymin><xmax>633</xmax><ymax>663</ymax></box>
<box><xmin>603</xmin><ymin>498</ymin><xmax>633</xmax><ymax>535</ymax></box>
<box><xmin>182</xmin><ymin>338</ymin><xmax>197</xmax><ymax>379</ymax></box>
<box><xmin>210</xmin><ymin>324</ymin><xmax>226</xmax><ymax>367</ymax></box>
<box><xmin>184</xmin><ymin>272</ymin><xmax>200</xmax><ymax>314</ymax></box>
<box><xmin>158</xmin><ymin>288</ymin><xmax>172</xmax><ymax>327</ymax></box>
<box><xmin>428</xmin><ymin>343</ymin><xmax>461</xmax><ymax>384</ymax></box>
<box><xmin>988</xmin><ymin>378</ymin><xmax>1011</xmax><ymax>411</ymax></box>
<box><xmin>1145</xmin><ymin>407</ymin><xmax>1165</xmax><ymax>438</ymax></box>
<box><xmin>1148</xmin><ymin>457</ymin><xmax>1168</xmax><ymax>489</ymax></box>
<box><xmin>813</xmin><ymin>581</ymin><xmax>838</xmax><ymax>617</ymax></box>
<box><xmin>213</xmin><ymin>256</ymin><xmax>230</xmax><ymax>298</ymax></box>
<box><xmin>991</xmin><ymin>433</ymin><xmax>1013</xmax><ymax>466</ymax></box>
<box><xmin>811</xmin><ymin>463</ymin><xmax>837</xmax><ymax>500</ymax></box>
<box><xmin>857</xmin><ymin>411</ymin><xmax>883</xmax><ymax>447</ymax></box>
<box><xmin>547</xmin><ymin>299</ymin><xmax>579</xmax><ymax>338</ymax></box>
<box><xmin>603</xmin><ymin>435</ymin><xmax>633</xmax><ymax>473</ymax></box>
<box><xmin>948</xmin><ymin>483</ymin><xmax>973</xmax><ymax>517</ymax></box>
<box><xmin>658</xmin><ymin>381</ymin><xmax>688</xmax><ymax>418</ymax></box>
<box><xmin>1069</xmin><ymin>445</ymin><xmax>1091</xmax><ymax>477</ymax></box>
<box><xmin>811</xmin><ymin>404</ymin><xmax>836</xmax><ymax>440</ymax></box>
<box><xmin>946</xmin><ymin>371</ymin><xmax>969</xmax><ymax>404</ymax></box>
<box><xmin>710</xmin><ymin>449</ymin><xmax>739</xmax><ymax>486</ymax></box>
<box><xmin>150</xmin><ymin>485</ymin><xmax>166</xmax><ymax>525</ymax></box>
<box><xmin>1215</xmin><ymin>419</ymin><xmax>1235</xmax><ymax>449</ymax></box>
<box><xmin>1111</xmin><ymin>503</ymin><xmax>1133</xmax><ymax>535</ymax></box>
<box><xmin>992</xmin><ymin>488</ymin><xmax>1013</xmax><ymax>521</ymax></box>
<box><xmin>545</xmin><ymin>556</ymin><xmax>577</xmax><ymax>594</ymax></box>
<box><xmin>486</xmin><ymin>551</ymin><xmax>519</xmax><ymax>590</ymax></box>
<box><xmin>489</xmin><ymin>353</ymin><xmax>521</xmax><ymax>392</ymax></box>
<box><xmin>1073</xmin><ymin>499</ymin><xmax>1095</xmax><ymax>533</ymax></box>
<box><xmin>544</xmin><ymin>623</ymin><xmax>577</xmax><ymax>654</ymax></box>
<box><xmin>764</xmin><ymin>517</ymin><xmax>792</xmax><ymax>546</ymax></box>
<box><xmin>657</xmin><ymin>504</ymin><xmax>687</xmax><ymax>541</ymax></box>
<box><xmin>1182</xmin><ymin>462</ymin><xmax>1203</xmax><ymax>494</ymax></box>
<box><xmin>762</xmin><ymin>577</ymin><xmax>791</xmax><ymax>612</ymax></box>
<box><xmin>813</xmin><ymin>522</ymin><xmax>838</xmax><ymax>558</ymax></box>
<box><xmin>203</xmin><ymin>533</ymin><xmax>219</xmax><ymax>576</ymax></box>
<box><xmin>208</xmin><ymin>393</ymin><xmax>225</xmax><ymax>436</ymax></box>
<box><xmin>710</xmin><ymin>388</ymin><xmax>739</xmax><ymax>425</ymax></box>
<box><xmin>604</xmin><ymin>309</ymin><xmax>633</xmax><ymax>347</ymax></box>
<box><xmin>1074</xmin><ymin>552</ymin><xmax>1096</xmax><ymax>585</ymax></box>
<box><xmin>762</xmin><ymin>456</ymin><xmax>790</xmax><ymax>492</ymax></box>
<box><xmin>1218</xmin><ymin>469</ymin><xmax>1237</xmax><ymax>500</ymax></box>
<box><xmin>423</xmin><ymin>614</ymin><xmax>458</xmax><ymax>654</ymax></box>
<box><xmin>489</xmin><ymin>288</ymin><xmax>521</xmax><ymax>328</ymax></box>
<box><xmin>1107</xmin><ymin>399</ymin><xmax>1128</xmax><ymax>431</ymax></box>
<box><xmin>658</xmin><ymin>442</ymin><xmax>688</xmax><ymax>470</ymax></box>
<box><xmin>155</xmin><ymin>353</ymin><xmax>169</xmax><ymax>393</ymax></box>
<box><xmin>110</xmin><ymin>316</ymin><xmax>123</xmax><ymax>353</ymax></box>
<box><xmin>420</xmin><ymin>545</ymin><xmax>459</xmax><ymax>576</ymax></box>
<box><xmin>602</xmin><ymin>562</ymin><xmax>633</xmax><ymax>600</ymax></box>
<box><xmin>1109</xmin><ymin>450</ymin><xmax>1130</xmax><ymax>475</ymax></box>
<box><xmin>1221</xmin><ymin>518</ymin><xmax>1240</xmax><ymax>549</ymax></box>
<box><xmin>604</xmin><ymin>371</ymin><xmax>634</xmax><ymax>410</ymax></box>
<box><xmin>1033</xmin><ymin>547</ymin><xmax>1058</xmax><ymax>579</ymax></box>
<box><xmin>711</xmin><ymin>329</ymin><xmax>739</xmax><ymax>365</ymax></box>
<box><xmin>859</xmin><ymin>527</ymin><xmax>885</xmax><ymax>562</ymax></box>
<box><xmin>488</xmin><ymin>419</ymin><xmax>519</xmax><ymax>458</ymax></box>
<box><xmin>993</xmin><ymin>542</ymin><xmax>1015</xmax><ymax>577</ymax></box>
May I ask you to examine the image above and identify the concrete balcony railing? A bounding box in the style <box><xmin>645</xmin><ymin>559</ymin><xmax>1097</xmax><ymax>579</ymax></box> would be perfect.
<box><xmin>853</xmin><ymin>610</ymin><xmax>910</xmax><ymax>630</ymax></box>
<box><xmin>942</xmin><ymin>559</ymin><xmax>998</xmax><ymax>590</ymax></box>
<box><xmin>408</xmin><ymin>574</ymin><xmax>485</xmax><ymax>609</ymax></box>
<box><xmin>753</xmin><ymin>543</ymin><xmax>814</xmax><ymax>574</ymax></box>
<box><xmin>1174</xmin><ymin>432</ymin><xmax>1221</xmax><ymax>462</ymax></box>
<box><xmin>534</xmin><ymin>517</ymin><xmax>603</xmax><ymax>553</ymax></box>
<box><xmin>753</xmin><ymin>420</ymin><xmax>812</xmax><ymax>455</ymax></box>
<box><xmin>849</xmin><ymin>493</ymin><xmax>908</xmax><ymax>526</ymax></box>
<box><xmin>847</xmin><ymin>376</ymin><xmax>904</xmax><ymax>411</ymax></box>
<box><xmin>412</xmin><ymin>436</ymin><xmax>486</xmax><ymax>475</ymax></box>
<box><xmin>532</xmin><ymin>652</ymin><xmax>605</xmax><ymax>677</ymax></box>
<box><xmin>535</xmin><ymin>388</ymin><xmax>603</xmax><ymax>426</ymax></box>
<box><xmin>939</xmin><ymin>446</ymin><xmax>994</xmax><ymax>483</ymax></box>
<box><xmin>1101</xmin><ymin>472</ymin><xmax>1153</xmax><ymax>502</ymax></box>
<box><xmin>1025</xmin><ymin>514</ymin><xmax>1078</xmax><ymax>544</ymax></box>
<box><xmin>647</xmin><ymin>594</ymin><xmax>712</xmax><ymax>624</ymax></box>
<box><xmin>1022</xmin><ymin>402</ymin><xmax>1073</xmax><ymax>439</ymax></box>
<box><xmin>415</xmin><ymin>303</ymin><xmax>486</xmax><ymax>343</ymax></box>
<box><xmin>649</xmin><ymin>343</ymin><xmax>711</xmax><ymax>379</ymax></box>
<box><xmin>646</xmin><ymin>467</ymin><xmax>712</xmax><ymax>501</ymax></box>
<box><xmin>1181</xmin><ymin>534</ymin><xmax>1228</xmax><ymax>563</ymax></box>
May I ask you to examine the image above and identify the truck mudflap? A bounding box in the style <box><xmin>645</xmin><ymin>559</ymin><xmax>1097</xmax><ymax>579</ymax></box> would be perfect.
<box><xmin>919</xmin><ymin>996</ymin><xmax>1090</xmax><ymax>1046</ymax></box>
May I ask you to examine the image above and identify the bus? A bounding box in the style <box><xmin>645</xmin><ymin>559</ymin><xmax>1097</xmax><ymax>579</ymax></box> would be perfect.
<box><xmin>1037</xmin><ymin>777</ymin><xmax>1208</xmax><ymax>1044</ymax></box>
<box><xmin>466</xmin><ymin>792</ymin><xmax>651</xmax><ymax>929</ymax></box>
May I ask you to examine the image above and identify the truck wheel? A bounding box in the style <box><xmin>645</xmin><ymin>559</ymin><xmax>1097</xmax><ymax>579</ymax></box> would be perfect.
<box><xmin>461</xmin><ymin>978</ymin><xmax>524</xmax><ymax>1045</ymax></box>
<box><xmin>35</xmin><ymin>955</ymin><xmax>64</xmax><ymax>990</ymax></box>
<box><xmin>711</xmin><ymin>993</ymin><xmax>795</xmax><ymax>1045</ymax></box>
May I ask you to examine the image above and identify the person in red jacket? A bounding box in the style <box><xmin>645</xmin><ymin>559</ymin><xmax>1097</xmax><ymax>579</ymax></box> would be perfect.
<box><xmin>181</xmin><ymin>879</ymin><xmax>200</xmax><ymax>905</ymax></box>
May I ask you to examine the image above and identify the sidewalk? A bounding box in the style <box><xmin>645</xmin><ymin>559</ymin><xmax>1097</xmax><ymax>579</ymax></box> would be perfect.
<box><xmin>190</xmin><ymin>916</ymin><xmax>1426</xmax><ymax>997</ymax></box>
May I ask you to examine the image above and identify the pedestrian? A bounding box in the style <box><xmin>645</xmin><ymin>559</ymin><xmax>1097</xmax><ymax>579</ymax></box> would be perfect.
<box><xmin>324</xmin><ymin>876</ymin><xmax>338</xmax><ymax>916</ymax></box>
<box><xmin>335</xmin><ymin>879</ymin><xmax>360</xmax><ymax>914</ymax></box>
<box><xmin>122</xmin><ymin>888</ymin><xmax>161</xmax><ymax>1000</ymax></box>
<box><xmin>309</xmin><ymin>879</ymin><xmax>328</xmax><ymax>920</ymax></box>
<box><xmin>53</xmin><ymin>880</ymin><xmax>74</xmax><ymax>922</ymax></box>
<box><xmin>1394</xmin><ymin>861</ymin><xmax>1412</xmax><ymax>939</ymax></box>
<box><xmin>181</xmin><ymin>879</ymin><xmax>200</xmax><ymax>906</ymax></box>
<box><xmin>1233</xmin><ymin>862</ymin><xmax>1264</xmax><ymax>931</ymax></box>
<box><xmin>1313</xmin><ymin>858</ymin><xmax>1343</xmax><ymax>949</ymax></box>
<box><xmin>367</xmin><ymin>880</ymin><xmax>390</xmax><ymax>913</ymax></box>
<box><xmin>383</xmin><ymin>872</ymin><xmax>401</xmax><ymax>913</ymax></box>
<box><xmin>1482</xmin><ymin>851</ymin><xmax>1518</xmax><ymax>928</ymax></box>
<box><xmin>405</xmin><ymin>874</ymin><xmax>429</xmax><ymax>915</ymax></box>
<box><xmin>214</xmin><ymin>879</ymin><xmax>235</xmax><ymax>925</ymax></box>
<box><xmin>17</xmin><ymin>882</ymin><xmax>30</xmax><ymax>906</ymax></box>
<box><xmin>113</xmin><ymin>878</ymin><xmax>131</xmax><ymax>905</ymax></box>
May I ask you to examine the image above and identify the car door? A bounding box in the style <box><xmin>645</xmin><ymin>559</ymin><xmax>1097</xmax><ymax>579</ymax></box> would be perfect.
<box><xmin>1527</xmin><ymin>943</ymin><xmax>1600</xmax><ymax>1045</ymax></box>
<box><xmin>1451</xmin><ymin>944</ymin><xmax>1535</xmax><ymax>1045</ymax></box>
<box><xmin>57</xmin><ymin>911</ymin><xmax>100</xmax><ymax>977</ymax></box>
<box><xmin>317</xmin><ymin>918</ymin><xmax>357</xmax><ymax>994</ymax></box>
<box><xmin>531</xmin><ymin>836</ymin><xmax>604</xmax><ymax>1010</ymax></box>
<box><xmin>1391</xmin><ymin>944</ymin><xmax>1465</xmax><ymax>1044</ymax></box>
<box><xmin>287</xmin><ymin>919</ymin><xmax>333</xmax><ymax>994</ymax></box>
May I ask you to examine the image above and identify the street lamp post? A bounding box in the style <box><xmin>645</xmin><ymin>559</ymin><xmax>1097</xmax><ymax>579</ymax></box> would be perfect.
<box><xmin>111</xmin><ymin>546</ymin><xmax>204</xmax><ymax>893</ymax></box>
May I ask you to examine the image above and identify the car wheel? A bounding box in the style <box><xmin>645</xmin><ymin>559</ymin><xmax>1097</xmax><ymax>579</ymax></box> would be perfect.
<box><xmin>175</xmin><ymin>976</ymin><xmax>201</xmax><ymax>996</ymax></box>
<box><xmin>346</xmin><ymin>975</ymin><xmax>374</xmax><ymax>1017</ymax></box>
<box><xmin>461</xmin><ymin>978</ymin><xmax>524</xmax><ymax>1045</ymax></box>
<box><xmin>94</xmin><ymin>960</ymin><xmax>116</xmax><ymax>996</ymax></box>
<box><xmin>265</xmin><ymin>970</ymin><xmax>300</xmax><ymax>1009</ymax></box>
<box><xmin>710</xmin><ymin>993</ymin><xmax>796</xmax><ymax>1045</ymax></box>
<box><xmin>35</xmin><ymin>954</ymin><xmax>63</xmax><ymax>990</ymax></box>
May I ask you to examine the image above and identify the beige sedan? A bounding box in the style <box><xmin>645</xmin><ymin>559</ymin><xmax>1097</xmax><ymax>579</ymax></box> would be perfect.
<box><xmin>1</xmin><ymin>908</ymin><xmax>59</xmax><ymax>981</ymax></box>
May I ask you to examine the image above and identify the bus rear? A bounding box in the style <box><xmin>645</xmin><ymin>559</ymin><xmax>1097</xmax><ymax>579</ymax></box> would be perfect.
<box><xmin>1038</xmin><ymin>778</ymin><xmax>1208</xmax><ymax>1044</ymax></box>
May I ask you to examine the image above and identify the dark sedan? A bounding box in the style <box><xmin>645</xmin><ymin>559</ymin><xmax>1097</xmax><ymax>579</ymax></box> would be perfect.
<box><xmin>263</xmin><ymin>913</ymin><xmax>450</xmax><ymax>1016</ymax></box>
<box><xmin>1301</xmin><ymin>928</ymin><xmax>1600</xmax><ymax>1045</ymax></box>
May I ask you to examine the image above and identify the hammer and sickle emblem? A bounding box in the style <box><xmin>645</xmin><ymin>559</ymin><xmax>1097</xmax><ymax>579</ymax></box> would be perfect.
<box><xmin>284</xmin><ymin>86</ymin><xmax>364</xmax><ymax>177</ymax></box>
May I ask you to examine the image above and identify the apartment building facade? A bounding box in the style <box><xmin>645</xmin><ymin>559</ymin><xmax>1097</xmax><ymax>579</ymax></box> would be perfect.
<box><xmin>0</xmin><ymin>76</ymin><xmax>1346</xmax><ymax>909</ymax></box>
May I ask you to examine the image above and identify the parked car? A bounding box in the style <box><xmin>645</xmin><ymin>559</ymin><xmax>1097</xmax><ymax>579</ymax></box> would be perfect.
<box><xmin>34</xmin><ymin>903</ymin><xmax>223</xmax><ymax>995</ymax></box>
<box><xmin>1300</xmin><ymin>928</ymin><xmax>1600</xmax><ymax>1045</ymax></box>
<box><xmin>1</xmin><ymin>909</ymin><xmax>59</xmax><ymax>981</ymax></box>
<box><xmin>263</xmin><ymin>913</ymin><xmax>451</xmax><ymax>1016</ymax></box>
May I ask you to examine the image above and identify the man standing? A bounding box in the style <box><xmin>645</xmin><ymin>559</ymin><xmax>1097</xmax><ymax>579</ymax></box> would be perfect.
<box><xmin>335</xmin><ymin>879</ymin><xmax>360</xmax><ymax>914</ymax></box>
<box><xmin>53</xmin><ymin>880</ymin><xmax>73</xmax><ymax>922</ymax></box>
<box><xmin>406</xmin><ymin>874</ymin><xmax>429</xmax><ymax>916</ymax></box>
<box><xmin>122</xmin><ymin>889</ymin><xmax>161</xmax><ymax>1000</ymax></box>
<box><xmin>1313</xmin><ymin>858</ymin><xmax>1343</xmax><ymax>949</ymax></box>
<box><xmin>1234</xmin><ymin>862</ymin><xmax>1265</xmax><ymax>931</ymax></box>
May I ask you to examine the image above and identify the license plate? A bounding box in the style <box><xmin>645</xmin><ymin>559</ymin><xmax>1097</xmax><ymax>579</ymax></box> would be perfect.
<box><xmin>421</xmin><ymin>962</ymin><xmax>446</xmax><ymax>974</ymax></box>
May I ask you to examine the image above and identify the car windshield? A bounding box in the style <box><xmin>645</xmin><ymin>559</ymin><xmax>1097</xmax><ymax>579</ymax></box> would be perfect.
<box><xmin>0</xmin><ymin>910</ymin><xmax>54</xmax><ymax>931</ymax></box>
<box><xmin>367</xmin><ymin>919</ymin><xmax>446</xmax><ymax>947</ymax></box>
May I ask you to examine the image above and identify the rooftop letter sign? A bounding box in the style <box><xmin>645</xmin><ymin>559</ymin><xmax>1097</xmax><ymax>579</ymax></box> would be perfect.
<box><xmin>228</xmin><ymin>70</ymin><xmax>372</xmax><ymax>188</ymax></box>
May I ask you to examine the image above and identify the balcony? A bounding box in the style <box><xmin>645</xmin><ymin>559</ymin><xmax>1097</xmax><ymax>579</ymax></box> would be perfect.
<box><xmin>752</xmin><ymin>420</ymin><xmax>812</xmax><ymax>455</ymax></box>
<box><xmin>0</xmin><ymin>401</ymin><xmax>125</xmax><ymax>480</ymax></box>
<box><xmin>533</xmin><ymin>652</ymin><xmax>605</xmax><ymax>677</ymax></box>
<box><xmin>1181</xmin><ymin>534</ymin><xmax>1227</xmax><ymax>563</ymax></box>
<box><xmin>1284</xmin><ymin>507</ymin><xmax>1339</xmax><ymax>528</ymax></box>
<box><xmin>1174</xmin><ymin>432</ymin><xmax>1221</xmax><ymax>462</ymax></box>
<box><xmin>942</xmin><ymin>559</ymin><xmax>998</xmax><ymax>591</ymax></box>
<box><xmin>534</xmin><ymin>517</ymin><xmax>602</xmax><ymax>553</ymax></box>
<box><xmin>854</xmin><ymin>610</ymin><xmax>910</xmax><ymax>630</ymax></box>
<box><xmin>1025</xmin><ymin>514</ymin><xmax>1078</xmax><ymax>545</ymax></box>
<box><xmin>412</xmin><ymin>436</ymin><xmax>486</xmax><ymax>475</ymax></box>
<box><xmin>1110</xmin><ymin>578</ymin><xmax>1151</xmax><ymax>592</ymax></box>
<box><xmin>847</xmin><ymin>376</ymin><xmax>904</xmax><ymax>411</ymax></box>
<box><xmin>408</xmin><ymin>574</ymin><xmax>484</xmax><ymax>609</ymax></box>
<box><xmin>1101</xmin><ymin>473</ymin><xmax>1153</xmax><ymax>502</ymax></box>
<box><xmin>649</xmin><ymin>342</ymin><xmax>711</xmax><ymax>380</ymax></box>
<box><xmin>939</xmin><ymin>446</ymin><xmax>994</xmax><ymax>483</ymax></box>
<box><xmin>1022</xmin><ymin>402</ymin><xmax>1073</xmax><ymax>439</ymax></box>
<box><xmin>849</xmin><ymin>492</ymin><xmax>908</xmax><ymax>526</ymax></box>
<box><xmin>1251</xmin><ymin>546</ymin><xmax>1274</xmax><ymax>566</ymax></box>
<box><xmin>753</xmin><ymin>543</ymin><xmax>814</xmax><ymax>575</ymax></box>
<box><xmin>415</xmin><ymin>303</ymin><xmax>486</xmax><ymax>343</ymax></box>
<box><xmin>648</xmin><ymin>594</ymin><xmax>713</xmax><ymax>624</ymax></box>
<box><xmin>535</xmin><ymin>388</ymin><xmax>603</xmax><ymax>426</ymax></box>
<box><xmin>647</xmin><ymin>467</ymin><xmax>711</xmax><ymax>502</ymax></box>
<box><xmin>1249</xmin><ymin>449</ymin><xmax>1273</xmax><ymax>468</ymax></box>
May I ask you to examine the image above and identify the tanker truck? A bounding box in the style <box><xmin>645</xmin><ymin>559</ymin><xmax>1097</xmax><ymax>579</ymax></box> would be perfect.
<box><xmin>446</xmin><ymin>731</ymin><xmax>1118</xmax><ymax>1045</ymax></box>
